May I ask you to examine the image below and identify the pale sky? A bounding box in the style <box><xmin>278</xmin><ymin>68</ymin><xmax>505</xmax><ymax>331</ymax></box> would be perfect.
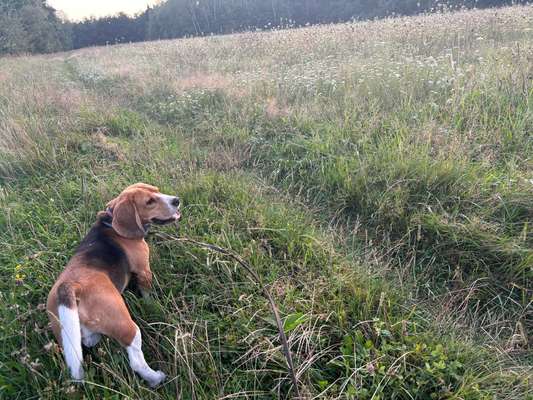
<box><xmin>47</xmin><ymin>0</ymin><xmax>160</xmax><ymax>21</ymax></box>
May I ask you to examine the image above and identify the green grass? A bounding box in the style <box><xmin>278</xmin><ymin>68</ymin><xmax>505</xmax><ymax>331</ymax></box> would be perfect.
<box><xmin>0</xmin><ymin>5</ymin><xmax>532</xmax><ymax>399</ymax></box>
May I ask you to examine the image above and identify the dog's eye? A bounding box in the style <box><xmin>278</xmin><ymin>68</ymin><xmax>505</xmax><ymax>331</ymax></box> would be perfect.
<box><xmin>146</xmin><ymin>198</ymin><xmax>156</xmax><ymax>205</ymax></box>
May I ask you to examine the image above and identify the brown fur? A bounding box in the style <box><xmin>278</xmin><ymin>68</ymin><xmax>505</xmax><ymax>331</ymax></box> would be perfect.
<box><xmin>47</xmin><ymin>183</ymin><xmax>178</xmax><ymax>347</ymax></box>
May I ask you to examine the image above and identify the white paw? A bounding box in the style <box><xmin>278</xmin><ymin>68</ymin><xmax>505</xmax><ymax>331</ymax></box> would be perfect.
<box><xmin>147</xmin><ymin>370</ymin><xmax>166</xmax><ymax>388</ymax></box>
<box><xmin>70</xmin><ymin>366</ymin><xmax>84</xmax><ymax>382</ymax></box>
<box><xmin>81</xmin><ymin>325</ymin><xmax>101</xmax><ymax>347</ymax></box>
<box><xmin>82</xmin><ymin>333</ymin><xmax>101</xmax><ymax>347</ymax></box>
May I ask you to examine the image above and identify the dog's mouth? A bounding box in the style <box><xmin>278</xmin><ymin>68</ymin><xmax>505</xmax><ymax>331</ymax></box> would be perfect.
<box><xmin>152</xmin><ymin>210</ymin><xmax>181</xmax><ymax>225</ymax></box>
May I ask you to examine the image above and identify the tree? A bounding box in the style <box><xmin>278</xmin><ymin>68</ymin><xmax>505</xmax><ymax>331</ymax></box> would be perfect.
<box><xmin>0</xmin><ymin>0</ymin><xmax>69</xmax><ymax>55</ymax></box>
<box><xmin>0</xmin><ymin>13</ymin><xmax>30</xmax><ymax>54</ymax></box>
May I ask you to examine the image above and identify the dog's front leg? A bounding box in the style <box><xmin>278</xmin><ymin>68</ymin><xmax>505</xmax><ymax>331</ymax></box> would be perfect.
<box><xmin>126</xmin><ymin>240</ymin><xmax>153</xmax><ymax>298</ymax></box>
<box><xmin>135</xmin><ymin>268</ymin><xmax>153</xmax><ymax>298</ymax></box>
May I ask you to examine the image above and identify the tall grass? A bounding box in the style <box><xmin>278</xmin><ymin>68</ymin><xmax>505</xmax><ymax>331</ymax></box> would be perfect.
<box><xmin>0</xmin><ymin>5</ymin><xmax>531</xmax><ymax>399</ymax></box>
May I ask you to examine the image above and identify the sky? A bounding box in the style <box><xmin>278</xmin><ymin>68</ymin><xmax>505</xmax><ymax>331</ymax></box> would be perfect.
<box><xmin>47</xmin><ymin>0</ymin><xmax>160</xmax><ymax>21</ymax></box>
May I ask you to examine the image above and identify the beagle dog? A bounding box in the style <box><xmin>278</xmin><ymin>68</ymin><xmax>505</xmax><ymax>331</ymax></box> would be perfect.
<box><xmin>46</xmin><ymin>183</ymin><xmax>180</xmax><ymax>387</ymax></box>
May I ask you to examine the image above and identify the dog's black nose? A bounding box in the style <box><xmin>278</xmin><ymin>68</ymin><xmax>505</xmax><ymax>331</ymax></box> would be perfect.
<box><xmin>171</xmin><ymin>196</ymin><xmax>180</xmax><ymax>207</ymax></box>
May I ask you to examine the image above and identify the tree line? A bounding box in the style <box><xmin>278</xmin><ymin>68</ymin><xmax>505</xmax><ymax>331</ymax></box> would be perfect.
<box><xmin>0</xmin><ymin>0</ymin><xmax>528</xmax><ymax>55</ymax></box>
<box><xmin>0</xmin><ymin>0</ymin><xmax>69</xmax><ymax>54</ymax></box>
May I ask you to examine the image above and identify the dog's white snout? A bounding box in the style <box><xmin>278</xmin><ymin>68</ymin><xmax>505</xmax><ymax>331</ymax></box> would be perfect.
<box><xmin>158</xmin><ymin>193</ymin><xmax>181</xmax><ymax>213</ymax></box>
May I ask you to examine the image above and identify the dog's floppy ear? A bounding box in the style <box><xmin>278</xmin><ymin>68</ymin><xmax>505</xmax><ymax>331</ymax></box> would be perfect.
<box><xmin>110</xmin><ymin>197</ymin><xmax>145</xmax><ymax>239</ymax></box>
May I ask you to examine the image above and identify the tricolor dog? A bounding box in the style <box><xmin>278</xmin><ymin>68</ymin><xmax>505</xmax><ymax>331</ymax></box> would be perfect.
<box><xmin>46</xmin><ymin>183</ymin><xmax>180</xmax><ymax>387</ymax></box>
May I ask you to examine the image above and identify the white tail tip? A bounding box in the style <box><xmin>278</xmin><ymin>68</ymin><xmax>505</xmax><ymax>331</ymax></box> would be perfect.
<box><xmin>58</xmin><ymin>305</ymin><xmax>84</xmax><ymax>380</ymax></box>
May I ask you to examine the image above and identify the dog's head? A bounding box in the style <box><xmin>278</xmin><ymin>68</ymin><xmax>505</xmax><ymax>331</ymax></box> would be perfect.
<box><xmin>106</xmin><ymin>183</ymin><xmax>181</xmax><ymax>238</ymax></box>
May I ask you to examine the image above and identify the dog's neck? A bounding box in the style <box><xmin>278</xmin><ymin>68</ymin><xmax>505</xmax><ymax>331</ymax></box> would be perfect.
<box><xmin>100</xmin><ymin>208</ymin><xmax>151</xmax><ymax>238</ymax></box>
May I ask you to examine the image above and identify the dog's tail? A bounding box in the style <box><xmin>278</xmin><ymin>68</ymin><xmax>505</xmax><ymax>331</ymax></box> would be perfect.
<box><xmin>57</xmin><ymin>281</ymin><xmax>84</xmax><ymax>380</ymax></box>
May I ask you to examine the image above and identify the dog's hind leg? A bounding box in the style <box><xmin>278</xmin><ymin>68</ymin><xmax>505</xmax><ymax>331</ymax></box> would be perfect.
<box><xmin>80</xmin><ymin>282</ymin><xmax>166</xmax><ymax>387</ymax></box>
<box><xmin>125</xmin><ymin>325</ymin><xmax>166</xmax><ymax>387</ymax></box>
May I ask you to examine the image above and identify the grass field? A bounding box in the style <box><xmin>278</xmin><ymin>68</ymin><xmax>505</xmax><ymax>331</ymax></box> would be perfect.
<box><xmin>0</xmin><ymin>5</ymin><xmax>532</xmax><ymax>399</ymax></box>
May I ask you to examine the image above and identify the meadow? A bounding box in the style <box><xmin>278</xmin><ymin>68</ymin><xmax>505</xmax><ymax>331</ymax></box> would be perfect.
<box><xmin>0</xmin><ymin>5</ymin><xmax>532</xmax><ymax>399</ymax></box>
